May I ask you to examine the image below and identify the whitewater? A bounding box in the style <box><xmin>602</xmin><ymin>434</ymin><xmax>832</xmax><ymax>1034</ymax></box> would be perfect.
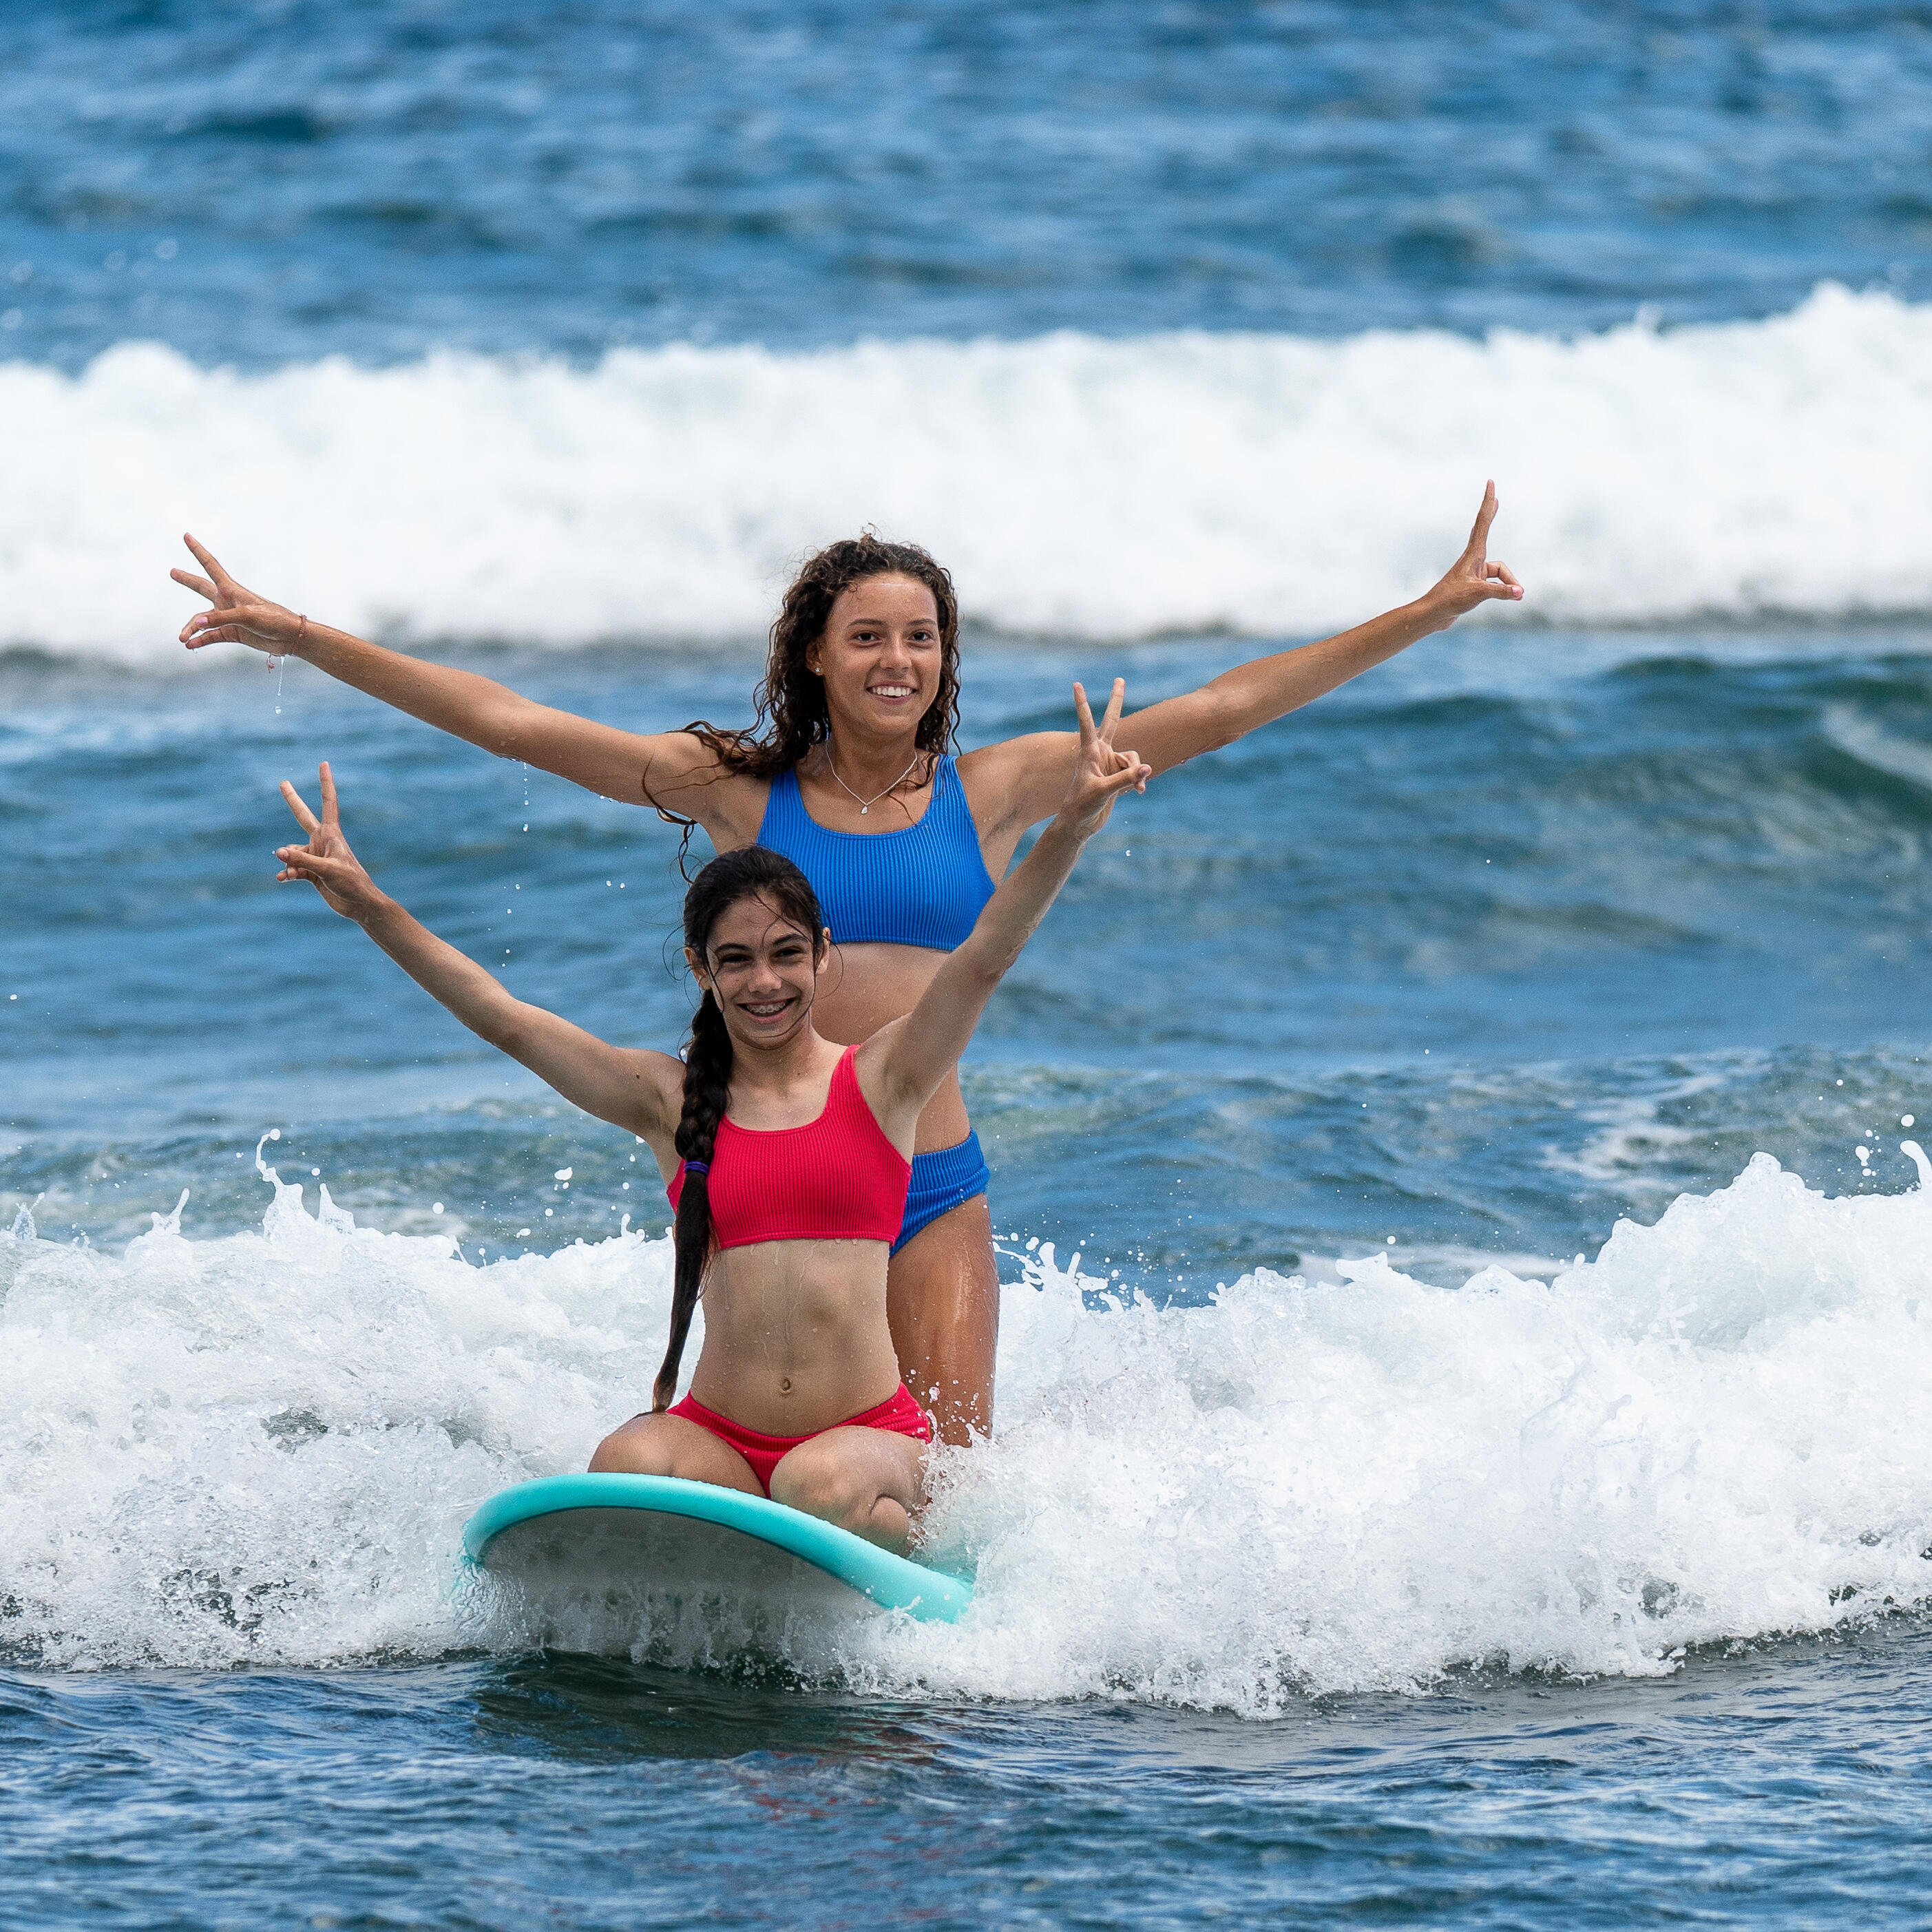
<box><xmin>7</xmin><ymin>283</ymin><xmax>1932</xmax><ymax>660</ymax></box>
<box><xmin>6</xmin><ymin>1135</ymin><xmax>1929</xmax><ymax>1709</ymax></box>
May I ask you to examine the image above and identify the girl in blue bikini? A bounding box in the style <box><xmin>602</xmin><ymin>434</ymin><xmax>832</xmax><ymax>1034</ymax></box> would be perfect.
<box><xmin>172</xmin><ymin>488</ymin><xmax>1522</xmax><ymax>1442</ymax></box>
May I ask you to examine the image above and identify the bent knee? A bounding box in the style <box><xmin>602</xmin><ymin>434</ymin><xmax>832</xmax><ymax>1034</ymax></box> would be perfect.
<box><xmin>773</xmin><ymin>1464</ymin><xmax>914</xmax><ymax>1553</ymax></box>
<box><xmin>589</xmin><ymin>1413</ymin><xmax>669</xmax><ymax>1474</ymax></box>
<box><xmin>768</xmin><ymin>1458</ymin><xmax>864</xmax><ymax>1524</ymax></box>
<box><xmin>770</xmin><ymin>1439</ymin><xmax>922</xmax><ymax>1535</ymax></box>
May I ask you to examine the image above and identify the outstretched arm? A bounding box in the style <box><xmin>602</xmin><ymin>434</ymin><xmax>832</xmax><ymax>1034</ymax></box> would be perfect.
<box><xmin>969</xmin><ymin>483</ymin><xmax>1524</xmax><ymax>835</ymax></box>
<box><xmin>174</xmin><ymin>537</ymin><xmax>750</xmax><ymax>826</ymax></box>
<box><xmin>858</xmin><ymin>682</ymin><xmax>1151</xmax><ymax>1134</ymax></box>
<box><xmin>272</xmin><ymin>763</ymin><xmax>684</xmax><ymax>1144</ymax></box>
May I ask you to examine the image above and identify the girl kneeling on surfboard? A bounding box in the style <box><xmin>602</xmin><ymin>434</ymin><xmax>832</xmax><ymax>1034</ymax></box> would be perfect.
<box><xmin>271</xmin><ymin>682</ymin><xmax>1149</xmax><ymax>1553</ymax></box>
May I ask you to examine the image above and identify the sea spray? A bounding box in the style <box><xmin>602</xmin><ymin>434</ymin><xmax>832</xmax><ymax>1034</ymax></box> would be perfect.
<box><xmin>8</xmin><ymin>284</ymin><xmax>1932</xmax><ymax>660</ymax></box>
<box><xmin>0</xmin><ymin>1154</ymin><xmax>674</xmax><ymax>1670</ymax></box>
<box><xmin>882</xmin><ymin>1148</ymin><xmax>1932</xmax><ymax>1705</ymax></box>
<box><xmin>4</xmin><ymin>1148</ymin><xmax>1931</xmax><ymax>1701</ymax></box>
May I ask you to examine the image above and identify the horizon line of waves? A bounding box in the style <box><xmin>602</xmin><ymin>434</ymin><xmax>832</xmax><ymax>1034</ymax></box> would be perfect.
<box><xmin>3</xmin><ymin>1147</ymin><xmax>1932</xmax><ymax>1703</ymax></box>
<box><xmin>5</xmin><ymin>282</ymin><xmax>1932</xmax><ymax>661</ymax></box>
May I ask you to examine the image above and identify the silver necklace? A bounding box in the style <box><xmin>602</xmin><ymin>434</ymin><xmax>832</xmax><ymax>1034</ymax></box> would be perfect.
<box><xmin>826</xmin><ymin>748</ymin><xmax>925</xmax><ymax>815</ymax></box>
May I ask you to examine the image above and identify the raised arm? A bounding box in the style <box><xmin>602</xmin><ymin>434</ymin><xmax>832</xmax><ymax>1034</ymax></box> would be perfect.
<box><xmin>174</xmin><ymin>536</ymin><xmax>755</xmax><ymax>830</ymax></box>
<box><xmin>272</xmin><ymin>762</ymin><xmax>685</xmax><ymax>1149</ymax></box>
<box><xmin>967</xmin><ymin>483</ymin><xmax>1524</xmax><ymax>837</ymax></box>
<box><xmin>857</xmin><ymin>682</ymin><xmax>1150</xmax><ymax>1133</ymax></box>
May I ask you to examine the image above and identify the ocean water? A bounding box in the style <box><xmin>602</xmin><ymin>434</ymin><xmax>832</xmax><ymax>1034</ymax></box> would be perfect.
<box><xmin>9</xmin><ymin>2</ymin><xmax>1932</xmax><ymax>1926</ymax></box>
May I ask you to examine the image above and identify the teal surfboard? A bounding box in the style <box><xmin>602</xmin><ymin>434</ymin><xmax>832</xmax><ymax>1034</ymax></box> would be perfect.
<box><xmin>463</xmin><ymin>1473</ymin><xmax>972</xmax><ymax>1654</ymax></box>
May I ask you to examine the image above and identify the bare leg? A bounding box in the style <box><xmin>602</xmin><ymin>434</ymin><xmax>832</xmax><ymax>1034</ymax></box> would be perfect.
<box><xmin>768</xmin><ymin>1427</ymin><xmax>927</xmax><ymax>1553</ymax></box>
<box><xmin>886</xmin><ymin>1194</ymin><xmax>1000</xmax><ymax>1447</ymax></box>
<box><xmin>588</xmin><ymin>1411</ymin><xmax>762</xmax><ymax>1493</ymax></box>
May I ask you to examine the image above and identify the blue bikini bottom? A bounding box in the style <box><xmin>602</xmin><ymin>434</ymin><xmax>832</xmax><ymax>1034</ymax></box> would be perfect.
<box><xmin>893</xmin><ymin>1131</ymin><xmax>991</xmax><ymax>1257</ymax></box>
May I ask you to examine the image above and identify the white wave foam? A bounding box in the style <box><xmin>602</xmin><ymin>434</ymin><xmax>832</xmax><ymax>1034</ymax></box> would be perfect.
<box><xmin>6</xmin><ymin>1145</ymin><xmax>1932</xmax><ymax>1703</ymax></box>
<box><xmin>1823</xmin><ymin>703</ymin><xmax>1932</xmax><ymax>791</ymax></box>
<box><xmin>7</xmin><ymin>284</ymin><xmax>1932</xmax><ymax>661</ymax></box>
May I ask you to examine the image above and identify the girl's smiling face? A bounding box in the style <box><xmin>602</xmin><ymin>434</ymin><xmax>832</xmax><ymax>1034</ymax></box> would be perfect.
<box><xmin>688</xmin><ymin>892</ymin><xmax>829</xmax><ymax>1049</ymax></box>
<box><xmin>806</xmin><ymin>574</ymin><xmax>943</xmax><ymax>744</ymax></box>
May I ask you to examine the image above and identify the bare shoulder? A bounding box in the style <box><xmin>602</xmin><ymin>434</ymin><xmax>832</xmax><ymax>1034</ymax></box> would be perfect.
<box><xmin>956</xmin><ymin>732</ymin><xmax>1079</xmax><ymax>839</ymax></box>
<box><xmin>641</xmin><ymin>737</ymin><xmax>772</xmax><ymax>848</ymax></box>
<box><xmin>631</xmin><ymin>1043</ymin><xmax>689</xmax><ymax>1091</ymax></box>
<box><xmin>622</xmin><ymin>1045</ymin><xmax>694</xmax><ymax>1140</ymax></box>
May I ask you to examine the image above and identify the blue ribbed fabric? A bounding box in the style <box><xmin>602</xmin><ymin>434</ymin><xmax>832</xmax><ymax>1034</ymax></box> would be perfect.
<box><xmin>756</xmin><ymin>756</ymin><xmax>997</xmax><ymax>951</ymax></box>
<box><xmin>892</xmin><ymin>1132</ymin><xmax>991</xmax><ymax>1254</ymax></box>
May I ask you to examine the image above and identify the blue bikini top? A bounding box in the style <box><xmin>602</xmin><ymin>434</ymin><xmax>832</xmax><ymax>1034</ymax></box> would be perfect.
<box><xmin>755</xmin><ymin>755</ymin><xmax>997</xmax><ymax>952</ymax></box>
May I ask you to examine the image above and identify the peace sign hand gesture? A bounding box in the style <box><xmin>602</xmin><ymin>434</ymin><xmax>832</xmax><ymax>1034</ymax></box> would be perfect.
<box><xmin>1059</xmin><ymin>678</ymin><xmax>1153</xmax><ymax>837</ymax></box>
<box><xmin>1421</xmin><ymin>481</ymin><xmax>1524</xmax><ymax>624</ymax></box>
<box><xmin>172</xmin><ymin>534</ymin><xmax>306</xmax><ymax>653</ymax></box>
<box><xmin>274</xmin><ymin>763</ymin><xmax>386</xmax><ymax>921</ymax></box>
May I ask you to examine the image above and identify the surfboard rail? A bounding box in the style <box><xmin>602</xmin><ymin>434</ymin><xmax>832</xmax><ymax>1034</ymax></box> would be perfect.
<box><xmin>462</xmin><ymin>1472</ymin><xmax>974</xmax><ymax>1624</ymax></box>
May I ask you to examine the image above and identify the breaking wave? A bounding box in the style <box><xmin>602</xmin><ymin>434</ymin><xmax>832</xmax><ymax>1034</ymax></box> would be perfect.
<box><xmin>6</xmin><ymin>1142</ymin><xmax>1932</xmax><ymax>1709</ymax></box>
<box><xmin>6</xmin><ymin>283</ymin><xmax>1932</xmax><ymax>660</ymax></box>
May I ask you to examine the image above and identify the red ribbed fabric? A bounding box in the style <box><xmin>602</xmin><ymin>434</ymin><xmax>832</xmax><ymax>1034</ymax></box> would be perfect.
<box><xmin>666</xmin><ymin>1045</ymin><xmax>910</xmax><ymax>1248</ymax></box>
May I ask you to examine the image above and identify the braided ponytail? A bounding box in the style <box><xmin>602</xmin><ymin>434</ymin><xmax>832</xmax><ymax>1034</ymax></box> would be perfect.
<box><xmin>653</xmin><ymin>988</ymin><xmax>732</xmax><ymax>1410</ymax></box>
<box><xmin>650</xmin><ymin>845</ymin><xmax>828</xmax><ymax>1411</ymax></box>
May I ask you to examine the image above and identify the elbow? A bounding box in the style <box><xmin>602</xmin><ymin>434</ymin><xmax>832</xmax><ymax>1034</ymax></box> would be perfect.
<box><xmin>1193</xmin><ymin>726</ymin><xmax>1241</xmax><ymax>761</ymax></box>
<box><xmin>473</xmin><ymin>697</ymin><xmax>540</xmax><ymax>761</ymax></box>
<box><xmin>960</xmin><ymin>949</ymin><xmax>1011</xmax><ymax>996</ymax></box>
<box><xmin>1197</xmin><ymin>690</ymin><xmax>1254</xmax><ymax>751</ymax></box>
<box><xmin>1144</xmin><ymin>692</ymin><xmax>1244</xmax><ymax>771</ymax></box>
<box><xmin>481</xmin><ymin>713</ymin><xmax>531</xmax><ymax>761</ymax></box>
<box><xmin>472</xmin><ymin>1003</ymin><xmax>532</xmax><ymax>1056</ymax></box>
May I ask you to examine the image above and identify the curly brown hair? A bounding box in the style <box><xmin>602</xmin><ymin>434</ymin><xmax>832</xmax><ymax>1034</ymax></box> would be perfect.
<box><xmin>653</xmin><ymin>537</ymin><xmax>963</xmax><ymax>856</ymax></box>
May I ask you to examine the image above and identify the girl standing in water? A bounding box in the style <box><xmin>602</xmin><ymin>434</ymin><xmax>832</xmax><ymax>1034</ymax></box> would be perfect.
<box><xmin>174</xmin><ymin>488</ymin><xmax>1521</xmax><ymax>1440</ymax></box>
<box><xmin>270</xmin><ymin>684</ymin><xmax>1150</xmax><ymax>1553</ymax></box>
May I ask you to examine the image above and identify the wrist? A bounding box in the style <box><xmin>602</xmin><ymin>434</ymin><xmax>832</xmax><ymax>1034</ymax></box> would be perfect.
<box><xmin>284</xmin><ymin>612</ymin><xmax>320</xmax><ymax>661</ymax></box>
<box><xmin>1411</xmin><ymin>591</ymin><xmax>1464</xmax><ymax>636</ymax></box>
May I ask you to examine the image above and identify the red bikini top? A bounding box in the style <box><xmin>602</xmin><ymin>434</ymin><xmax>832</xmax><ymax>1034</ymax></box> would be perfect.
<box><xmin>666</xmin><ymin>1044</ymin><xmax>911</xmax><ymax>1250</ymax></box>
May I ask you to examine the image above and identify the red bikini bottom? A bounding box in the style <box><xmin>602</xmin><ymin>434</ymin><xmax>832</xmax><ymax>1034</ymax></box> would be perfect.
<box><xmin>666</xmin><ymin>1384</ymin><xmax>934</xmax><ymax>1496</ymax></box>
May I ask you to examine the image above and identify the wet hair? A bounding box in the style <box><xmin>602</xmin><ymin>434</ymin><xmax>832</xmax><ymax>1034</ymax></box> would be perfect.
<box><xmin>652</xmin><ymin>845</ymin><xmax>828</xmax><ymax>1411</ymax></box>
<box><xmin>651</xmin><ymin>534</ymin><xmax>963</xmax><ymax>867</ymax></box>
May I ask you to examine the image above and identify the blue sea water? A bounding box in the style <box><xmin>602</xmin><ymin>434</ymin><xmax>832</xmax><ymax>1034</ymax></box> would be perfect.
<box><xmin>6</xmin><ymin>0</ymin><xmax>1931</xmax><ymax>365</ymax></box>
<box><xmin>8</xmin><ymin>2</ymin><xmax>1932</xmax><ymax>1925</ymax></box>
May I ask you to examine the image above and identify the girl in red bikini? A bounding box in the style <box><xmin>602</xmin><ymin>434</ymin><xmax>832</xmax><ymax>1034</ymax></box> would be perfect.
<box><xmin>269</xmin><ymin>681</ymin><xmax>1151</xmax><ymax>1553</ymax></box>
<box><xmin>176</xmin><ymin>492</ymin><xmax>1520</xmax><ymax>1450</ymax></box>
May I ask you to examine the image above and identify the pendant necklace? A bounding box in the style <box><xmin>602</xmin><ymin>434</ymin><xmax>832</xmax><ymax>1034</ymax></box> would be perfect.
<box><xmin>827</xmin><ymin>748</ymin><xmax>925</xmax><ymax>815</ymax></box>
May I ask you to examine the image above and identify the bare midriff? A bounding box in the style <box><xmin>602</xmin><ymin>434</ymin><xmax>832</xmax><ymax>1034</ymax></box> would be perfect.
<box><xmin>686</xmin><ymin>1238</ymin><xmax>904</xmax><ymax>1435</ymax></box>
<box><xmin>799</xmin><ymin>939</ymin><xmax>973</xmax><ymax>1153</ymax></box>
